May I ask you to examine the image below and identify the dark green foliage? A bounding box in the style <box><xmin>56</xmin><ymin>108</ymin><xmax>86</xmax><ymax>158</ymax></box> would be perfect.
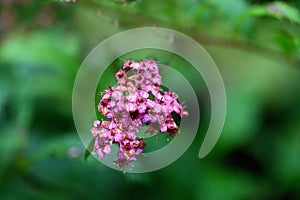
<box><xmin>0</xmin><ymin>0</ymin><xmax>300</xmax><ymax>199</ymax></box>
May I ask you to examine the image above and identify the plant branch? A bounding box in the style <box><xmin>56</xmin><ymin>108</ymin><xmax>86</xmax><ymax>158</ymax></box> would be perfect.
<box><xmin>79</xmin><ymin>0</ymin><xmax>300</xmax><ymax>67</ymax></box>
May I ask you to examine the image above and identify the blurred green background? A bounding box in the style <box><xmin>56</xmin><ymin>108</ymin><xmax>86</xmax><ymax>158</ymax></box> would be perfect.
<box><xmin>1</xmin><ymin>0</ymin><xmax>300</xmax><ymax>199</ymax></box>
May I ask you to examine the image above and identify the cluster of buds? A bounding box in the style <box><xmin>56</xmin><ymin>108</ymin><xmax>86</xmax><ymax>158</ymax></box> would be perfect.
<box><xmin>90</xmin><ymin>60</ymin><xmax>188</xmax><ymax>168</ymax></box>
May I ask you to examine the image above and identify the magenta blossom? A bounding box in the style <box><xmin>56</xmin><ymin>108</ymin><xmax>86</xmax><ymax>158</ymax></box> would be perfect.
<box><xmin>90</xmin><ymin>60</ymin><xmax>188</xmax><ymax>168</ymax></box>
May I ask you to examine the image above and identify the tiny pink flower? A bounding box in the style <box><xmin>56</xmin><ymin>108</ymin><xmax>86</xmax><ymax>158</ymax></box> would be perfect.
<box><xmin>138</xmin><ymin>103</ymin><xmax>147</xmax><ymax>113</ymax></box>
<box><xmin>160</xmin><ymin>124</ymin><xmax>168</xmax><ymax>132</ymax></box>
<box><xmin>131</xmin><ymin>62</ymin><xmax>140</xmax><ymax>69</ymax></box>
<box><xmin>94</xmin><ymin>120</ymin><xmax>101</xmax><ymax>127</ymax></box>
<box><xmin>103</xmin><ymin>145</ymin><xmax>111</xmax><ymax>154</ymax></box>
<box><xmin>115</xmin><ymin>132</ymin><xmax>124</xmax><ymax>142</ymax></box>
<box><xmin>112</xmin><ymin>90</ymin><xmax>123</xmax><ymax>100</ymax></box>
<box><xmin>146</xmin><ymin>99</ymin><xmax>155</xmax><ymax>108</ymax></box>
<box><xmin>153</xmin><ymin>104</ymin><xmax>162</xmax><ymax>113</ymax></box>
<box><xmin>90</xmin><ymin>60</ymin><xmax>188</xmax><ymax>168</ymax></box>
<box><xmin>127</xmin><ymin>92</ymin><xmax>138</xmax><ymax>102</ymax></box>
<box><xmin>142</xmin><ymin>114</ymin><xmax>151</xmax><ymax>123</ymax></box>
<box><xmin>139</xmin><ymin>90</ymin><xmax>149</xmax><ymax>98</ymax></box>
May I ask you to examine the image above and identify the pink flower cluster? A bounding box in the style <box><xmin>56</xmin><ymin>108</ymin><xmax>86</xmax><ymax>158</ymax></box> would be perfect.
<box><xmin>90</xmin><ymin>60</ymin><xmax>188</xmax><ymax>168</ymax></box>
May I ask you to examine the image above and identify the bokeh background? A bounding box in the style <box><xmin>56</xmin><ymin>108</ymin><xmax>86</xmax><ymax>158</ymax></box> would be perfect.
<box><xmin>1</xmin><ymin>0</ymin><xmax>300</xmax><ymax>199</ymax></box>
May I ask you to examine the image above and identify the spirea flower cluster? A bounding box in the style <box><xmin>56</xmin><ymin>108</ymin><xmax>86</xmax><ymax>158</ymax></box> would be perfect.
<box><xmin>90</xmin><ymin>60</ymin><xmax>188</xmax><ymax>168</ymax></box>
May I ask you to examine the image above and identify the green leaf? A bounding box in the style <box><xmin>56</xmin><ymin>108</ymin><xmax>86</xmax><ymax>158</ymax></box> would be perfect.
<box><xmin>276</xmin><ymin>31</ymin><xmax>300</xmax><ymax>55</ymax></box>
<box><xmin>235</xmin><ymin>2</ymin><xmax>300</xmax><ymax>30</ymax></box>
<box><xmin>268</xmin><ymin>1</ymin><xmax>300</xmax><ymax>24</ymax></box>
<box><xmin>0</xmin><ymin>128</ymin><xmax>27</xmax><ymax>177</ymax></box>
<box><xmin>84</xmin><ymin>138</ymin><xmax>95</xmax><ymax>161</ymax></box>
